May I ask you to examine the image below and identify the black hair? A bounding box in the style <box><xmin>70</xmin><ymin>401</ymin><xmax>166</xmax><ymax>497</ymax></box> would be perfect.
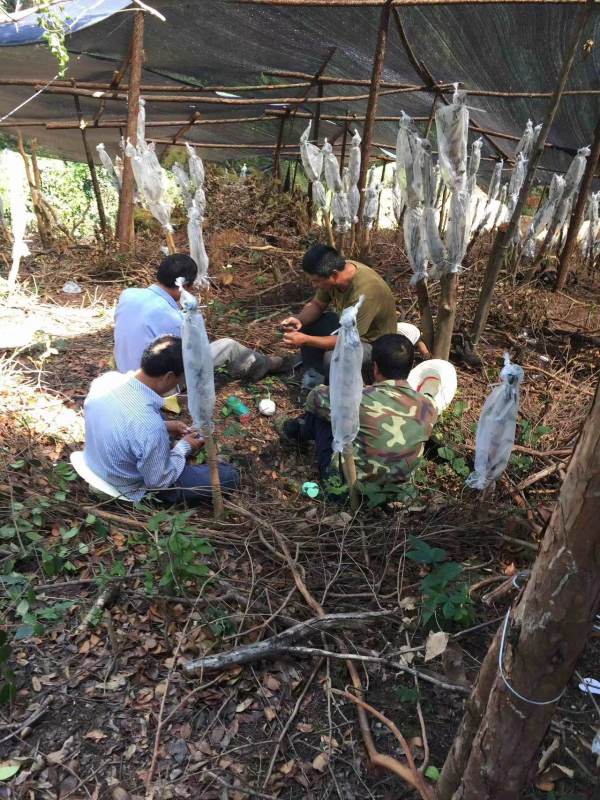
<box><xmin>371</xmin><ymin>334</ymin><xmax>415</xmax><ymax>380</ymax></box>
<box><xmin>140</xmin><ymin>335</ymin><xmax>184</xmax><ymax>377</ymax></box>
<box><xmin>157</xmin><ymin>254</ymin><xmax>198</xmax><ymax>288</ymax></box>
<box><xmin>301</xmin><ymin>244</ymin><xmax>346</xmax><ymax>278</ymax></box>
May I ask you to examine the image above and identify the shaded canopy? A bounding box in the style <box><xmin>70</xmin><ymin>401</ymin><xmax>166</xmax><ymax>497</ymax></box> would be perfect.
<box><xmin>0</xmin><ymin>1</ymin><xmax>599</xmax><ymax>183</ymax></box>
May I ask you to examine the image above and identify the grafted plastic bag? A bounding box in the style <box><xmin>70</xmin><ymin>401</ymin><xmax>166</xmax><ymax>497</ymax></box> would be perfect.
<box><xmin>343</xmin><ymin>166</ymin><xmax>360</xmax><ymax>223</ymax></box>
<box><xmin>96</xmin><ymin>143</ymin><xmax>121</xmax><ymax>190</ymax></box>
<box><xmin>514</xmin><ymin>119</ymin><xmax>535</xmax><ymax>160</ymax></box>
<box><xmin>522</xmin><ymin>173</ymin><xmax>565</xmax><ymax>257</ymax></box>
<box><xmin>506</xmin><ymin>152</ymin><xmax>527</xmax><ymax>217</ymax></box>
<box><xmin>467</xmin><ymin>137</ymin><xmax>483</xmax><ymax>196</ymax></box>
<box><xmin>178</xmin><ymin>280</ymin><xmax>215</xmax><ymax>434</ymax></box>
<box><xmin>391</xmin><ymin>169</ymin><xmax>405</xmax><ymax>225</ymax></box>
<box><xmin>435</xmin><ymin>87</ymin><xmax>468</xmax><ymax>192</ymax></box>
<box><xmin>137</xmin><ymin>98</ymin><xmax>146</xmax><ymax>147</ymax></box>
<box><xmin>329</xmin><ymin>295</ymin><xmax>365</xmax><ymax>454</ymax></box>
<box><xmin>322</xmin><ymin>139</ymin><xmax>342</xmax><ymax>192</ymax></box>
<box><xmin>493</xmin><ymin>184</ymin><xmax>509</xmax><ymax>228</ymax></box>
<box><xmin>466</xmin><ymin>353</ymin><xmax>524</xmax><ymax>490</ymax></box>
<box><xmin>188</xmin><ymin>203</ymin><xmax>209</xmax><ymax>287</ymax></box>
<box><xmin>487</xmin><ymin>160</ymin><xmax>503</xmax><ymax>205</ymax></box>
<box><xmin>347</xmin><ymin>130</ymin><xmax>361</xmax><ymax>185</ymax></box>
<box><xmin>299</xmin><ymin>121</ymin><xmax>323</xmax><ymax>182</ymax></box>
<box><xmin>6</xmin><ymin>152</ymin><xmax>30</xmax><ymax>289</ymax></box>
<box><xmin>331</xmin><ymin>190</ymin><xmax>351</xmax><ymax>232</ymax></box>
<box><xmin>420</xmin><ymin>141</ymin><xmax>446</xmax><ymax>272</ymax></box>
<box><xmin>362</xmin><ymin>184</ymin><xmax>380</xmax><ymax>230</ymax></box>
<box><xmin>185</xmin><ymin>142</ymin><xmax>205</xmax><ymax>190</ymax></box>
<box><xmin>240</xmin><ymin>163</ymin><xmax>248</xmax><ymax>179</ymax></box>
<box><xmin>445</xmin><ymin>189</ymin><xmax>470</xmax><ymax>273</ymax></box>
<box><xmin>404</xmin><ymin>206</ymin><xmax>428</xmax><ymax>286</ymax></box>
<box><xmin>172</xmin><ymin>161</ymin><xmax>192</xmax><ymax>208</ymax></box>
<box><xmin>125</xmin><ymin>138</ymin><xmax>173</xmax><ymax>232</ymax></box>
<box><xmin>396</xmin><ymin>112</ymin><xmax>423</xmax><ymax>208</ymax></box>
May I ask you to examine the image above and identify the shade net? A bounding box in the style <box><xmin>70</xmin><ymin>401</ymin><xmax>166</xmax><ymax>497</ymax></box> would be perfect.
<box><xmin>1</xmin><ymin>2</ymin><xmax>599</xmax><ymax>186</ymax></box>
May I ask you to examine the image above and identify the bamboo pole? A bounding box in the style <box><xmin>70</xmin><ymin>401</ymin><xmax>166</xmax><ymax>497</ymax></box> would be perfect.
<box><xmin>272</xmin><ymin>114</ymin><xmax>286</xmax><ymax>184</ymax></box>
<box><xmin>555</xmin><ymin>115</ymin><xmax>600</xmax><ymax>290</ymax></box>
<box><xmin>117</xmin><ymin>10</ymin><xmax>144</xmax><ymax>252</ymax></box>
<box><xmin>357</xmin><ymin>0</ymin><xmax>393</xmax><ymax>246</ymax></box>
<box><xmin>470</xmin><ymin>0</ymin><xmax>595</xmax><ymax>345</ymax></box>
<box><xmin>73</xmin><ymin>96</ymin><xmax>109</xmax><ymax>241</ymax></box>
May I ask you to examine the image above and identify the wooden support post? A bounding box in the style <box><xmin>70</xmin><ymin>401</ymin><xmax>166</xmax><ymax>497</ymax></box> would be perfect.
<box><xmin>556</xmin><ymin>115</ymin><xmax>600</xmax><ymax>290</ymax></box>
<box><xmin>470</xmin><ymin>0</ymin><xmax>595</xmax><ymax>346</ymax></box>
<box><xmin>204</xmin><ymin>431</ymin><xmax>224</xmax><ymax>519</ymax></box>
<box><xmin>357</xmin><ymin>0</ymin><xmax>393</xmax><ymax>248</ymax></box>
<box><xmin>342</xmin><ymin>444</ymin><xmax>360</xmax><ymax>512</ymax></box>
<box><xmin>308</xmin><ymin>81</ymin><xmax>324</xmax><ymax>216</ymax></box>
<box><xmin>116</xmin><ymin>10</ymin><xmax>144</xmax><ymax>252</ymax></box>
<box><xmin>74</xmin><ymin>96</ymin><xmax>109</xmax><ymax>242</ymax></box>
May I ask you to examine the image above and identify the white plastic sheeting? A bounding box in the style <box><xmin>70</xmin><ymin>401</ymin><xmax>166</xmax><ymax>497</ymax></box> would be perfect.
<box><xmin>346</xmin><ymin>129</ymin><xmax>362</xmax><ymax>223</ymax></box>
<box><xmin>172</xmin><ymin>161</ymin><xmax>192</xmax><ymax>208</ymax></box>
<box><xmin>96</xmin><ymin>143</ymin><xmax>121</xmax><ymax>191</ymax></box>
<box><xmin>323</xmin><ymin>139</ymin><xmax>351</xmax><ymax>231</ymax></box>
<box><xmin>299</xmin><ymin>121</ymin><xmax>326</xmax><ymax>210</ymax></box>
<box><xmin>404</xmin><ymin>205</ymin><xmax>428</xmax><ymax>286</ymax></box>
<box><xmin>435</xmin><ymin>87</ymin><xmax>468</xmax><ymax>193</ymax></box>
<box><xmin>397</xmin><ymin>111</ymin><xmax>424</xmax><ymax>208</ymax></box>
<box><xmin>466</xmin><ymin>353</ymin><xmax>524</xmax><ymax>490</ymax></box>
<box><xmin>522</xmin><ymin>173</ymin><xmax>565</xmax><ymax>259</ymax></box>
<box><xmin>329</xmin><ymin>295</ymin><xmax>365</xmax><ymax>454</ymax></box>
<box><xmin>187</xmin><ymin>204</ymin><xmax>209</xmax><ymax>288</ymax></box>
<box><xmin>420</xmin><ymin>140</ymin><xmax>445</xmax><ymax>275</ymax></box>
<box><xmin>582</xmin><ymin>191</ymin><xmax>600</xmax><ymax>260</ymax></box>
<box><xmin>178</xmin><ymin>280</ymin><xmax>215</xmax><ymax>434</ymax></box>
<box><xmin>362</xmin><ymin>183</ymin><xmax>380</xmax><ymax>230</ymax></box>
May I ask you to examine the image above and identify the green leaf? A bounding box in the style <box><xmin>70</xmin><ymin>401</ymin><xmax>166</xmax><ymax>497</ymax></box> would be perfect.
<box><xmin>437</xmin><ymin>447</ymin><xmax>455</xmax><ymax>462</ymax></box>
<box><xmin>10</xmin><ymin>460</ymin><xmax>26</xmax><ymax>470</ymax></box>
<box><xmin>61</xmin><ymin>527</ymin><xmax>80</xmax><ymax>542</ymax></box>
<box><xmin>15</xmin><ymin>599</ymin><xmax>29</xmax><ymax>617</ymax></box>
<box><xmin>85</xmin><ymin>514</ymin><xmax>96</xmax><ymax>525</ymax></box>
<box><xmin>406</xmin><ymin>536</ymin><xmax>447</xmax><ymax>565</ymax></box>
<box><xmin>14</xmin><ymin>624</ymin><xmax>35</xmax><ymax>640</ymax></box>
<box><xmin>0</xmin><ymin>763</ymin><xmax>20</xmax><ymax>780</ymax></box>
<box><xmin>425</xmin><ymin>765</ymin><xmax>440</xmax><ymax>781</ymax></box>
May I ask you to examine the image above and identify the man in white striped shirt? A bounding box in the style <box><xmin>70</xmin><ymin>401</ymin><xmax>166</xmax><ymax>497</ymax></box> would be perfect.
<box><xmin>84</xmin><ymin>335</ymin><xmax>240</xmax><ymax>504</ymax></box>
<box><xmin>114</xmin><ymin>254</ymin><xmax>284</xmax><ymax>379</ymax></box>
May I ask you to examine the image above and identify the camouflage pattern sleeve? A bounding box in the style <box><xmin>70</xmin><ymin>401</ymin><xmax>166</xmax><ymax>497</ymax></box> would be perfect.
<box><xmin>305</xmin><ymin>385</ymin><xmax>332</xmax><ymax>420</ymax></box>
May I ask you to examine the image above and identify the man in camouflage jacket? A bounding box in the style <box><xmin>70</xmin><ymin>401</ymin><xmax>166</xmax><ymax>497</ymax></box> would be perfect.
<box><xmin>282</xmin><ymin>334</ymin><xmax>439</xmax><ymax>493</ymax></box>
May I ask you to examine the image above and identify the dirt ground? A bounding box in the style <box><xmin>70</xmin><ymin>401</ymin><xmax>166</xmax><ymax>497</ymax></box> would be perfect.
<box><xmin>0</xmin><ymin>173</ymin><xmax>599</xmax><ymax>799</ymax></box>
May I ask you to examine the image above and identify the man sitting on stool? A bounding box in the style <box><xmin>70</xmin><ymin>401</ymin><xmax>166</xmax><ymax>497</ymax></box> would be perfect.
<box><xmin>281</xmin><ymin>334</ymin><xmax>438</xmax><ymax>497</ymax></box>
<box><xmin>115</xmin><ymin>253</ymin><xmax>284</xmax><ymax>380</ymax></box>
<box><xmin>84</xmin><ymin>335</ymin><xmax>240</xmax><ymax>504</ymax></box>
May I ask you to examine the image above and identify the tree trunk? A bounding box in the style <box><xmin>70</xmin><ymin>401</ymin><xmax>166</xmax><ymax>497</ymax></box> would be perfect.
<box><xmin>433</xmin><ymin>272</ymin><xmax>457</xmax><ymax>360</ymax></box>
<box><xmin>116</xmin><ymin>10</ymin><xmax>144</xmax><ymax>252</ymax></box>
<box><xmin>415</xmin><ymin>278</ymin><xmax>434</xmax><ymax>352</ymax></box>
<box><xmin>437</xmin><ymin>380</ymin><xmax>600</xmax><ymax>800</ymax></box>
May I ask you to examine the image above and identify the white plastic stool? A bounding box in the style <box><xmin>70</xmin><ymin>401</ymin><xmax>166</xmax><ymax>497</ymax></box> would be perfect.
<box><xmin>407</xmin><ymin>359</ymin><xmax>458</xmax><ymax>415</ymax></box>
<box><xmin>70</xmin><ymin>451</ymin><xmax>134</xmax><ymax>502</ymax></box>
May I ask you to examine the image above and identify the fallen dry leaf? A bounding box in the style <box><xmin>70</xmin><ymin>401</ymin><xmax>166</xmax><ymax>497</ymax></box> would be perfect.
<box><xmin>279</xmin><ymin>759</ymin><xmax>296</xmax><ymax>776</ymax></box>
<box><xmin>31</xmin><ymin>676</ymin><xmax>42</xmax><ymax>692</ymax></box>
<box><xmin>235</xmin><ymin>697</ymin><xmax>253</xmax><ymax>713</ymax></box>
<box><xmin>424</xmin><ymin>631</ymin><xmax>449</xmax><ymax>662</ymax></box>
<box><xmin>84</xmin><ymin>730</ymin><xmax>107</xmax><ymax>742</ymax></box>
<box><xmin>264</xmin><ymin>706</ymin><xmax>277</xmax><ymax>722</ymax></box>
<box><xmin>296</xmin><ymin>722</ymin><xmax>313</xmax><ymax>734</ymax></box>
<box><xmin>312</xmin><ymin>752</ymin><xmax>329</xmax><ymax>772</ymax></box>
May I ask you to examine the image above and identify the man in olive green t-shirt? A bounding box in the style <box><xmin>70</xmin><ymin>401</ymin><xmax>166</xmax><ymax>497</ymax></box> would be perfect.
<box><xmin>281</xmin><ymin>243</ymin><xmax>398</xmax><ymax>383</ymax></box>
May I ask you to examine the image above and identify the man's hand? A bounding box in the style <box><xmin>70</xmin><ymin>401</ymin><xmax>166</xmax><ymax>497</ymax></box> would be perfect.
<box><xmin>166</xmin><ymin>420</ymin><xmax>189</xmax><ymax>436</ymax></box>
<box><xmin>280</xmin><ymin>316</ymin><xmax>302</xmax><ymax>331</ymax></box>
<box><xmin>183</xmin><ymin>432</ymin><xmax>204</xmax><ymax>453</ymax></box>
<box><xmin>283</xmin><ymin>330</ymin><xmax>307</xmax><ymax>347</ymax></box>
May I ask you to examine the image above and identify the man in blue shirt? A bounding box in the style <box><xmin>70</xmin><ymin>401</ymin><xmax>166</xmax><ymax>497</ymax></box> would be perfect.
<box><xmin>114</xmin><ymin>254</ymin><xmax>283</xmax><ymax>379</ymax></box>
<box><xmin>84</xmin><ymin>335</ymin><xmax>240</xmax><ymax>504</ymax></box>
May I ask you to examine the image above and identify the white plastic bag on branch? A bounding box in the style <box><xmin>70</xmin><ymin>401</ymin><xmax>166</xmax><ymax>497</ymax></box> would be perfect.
<box><xmin>396</xmin><ymin>111</ymin><xmax>423</xmax><ymax>208</ymax></box>
<box><xmin>563</xmin><ymin>146</ymin><xmax>590</xmax><ymax>201</ymax></box>
<box><xmin>240</xmin><ymin>163</ymin><xmax>248</xmax><ymax>179</ymax></box>
<box><xmin>343</xmin><ymin>166</ymin><xmax>360</xmax><ymax>223</ymax></box>
<box><xmin>362</xmin><ymin>184</ymin><xmax>380</xmax><ymax>230</ymax></box>
<box><xmin>466</xmin><ymin>353</ymin><xmax>524</xmax><ymax>490</ymax></box>
<box><xmin>172</xmin><ymin>162</ymin><xmax>192</xmax><ymax>209</ymax></box>
<box><xmin>185</xmin><ymin>142</ymin><xmax>205</xmax><ymax>191</ymax></box>
<box><xmin>522</xmin><ymin>173</ymin><xmax>565</xmax><ymax>256</ymax></box>
<box><xmin>420</xmin><ymin>142</ymin><xmax>446</xmax><ymax>273</ymax></box>
<box><xmin>514</xmin><ymin>119</ymin><xmax>536</xmax><ymax>160</ymax></box>
<box><xmin>391</xmin><ymin>168</ymin><xmax>405</xmax><ymax>225</ymax></box>
<box><xmin>582</xmin><ymin>191</ymin><xmax>600</xmax><ymax>259</ymax></box>
<box><xmin>348</xmin><ymin>129</ymin><xmax>361</xmax><ymax>186</ymax></box>
<box><xmin>332</xmin><ymin>190</ymin><xmax>352</xmax><ymax>232</ymax></box>
<box><xmin>187</xmin><ymin>203</ymin><xmax>209</xmax><ymax>287</ymax></box>
<box><xmin>493</xmin><ymin>184</ymin><xmax>509</xmax><ymax>228</ymax></box>
<box><xmin>193</xmin><ymin>186</ymin><xmax>206</xmax><ymax>218</ymax></box>
<box><xmin>312</xmin><ymin>181</ymin><xmax>327</xmax><ymax>210</ymax></box>
<box><xmin>322</xmin><ymin>139</ymin><xmax>343</xmax><ymax>192</ymax></box>
<box><xmin>487</xmin><ymin>161</ymin><xmax>503</xmax><ymax>205</ymax></box>
<box><xmin>404</xmin><ymin>206</ymin><xmax>428</xmax><ymax>286</ymax></box>
<box><xmin>467</xmin><ymin>137</ymin><xmax>483</xmax><ymax>196</ymax></box>
<box><xmin>299</xmin><ymin>121</ymin><xmax>323</xmax><ymax>183</ymax></box>
<box><xmin>96</xmin><ymin>143</ymin><xmax>121</xmax><ymax>190</ymax></box>
<box><xmin>6</xmin><ymin>152</ymin><xmax>30</xmax><ymax>289</ymax></box>
<box><xmin>329</xmin><ymin>295</ymin><xmax>365</xmax><ymax>454</ymax></box>
<box><xmin>435</xmin><ymin>87</ymin><xmax>469</xmax><ymax>192</ymax></box>
<box><xmin>506</xmin><ymin>152</ymin><xmax>527</xmax><ymax>217</ymax></box>
<box><xmin>445</xmin><ymin>189</ymin><xmax>470</xmax><ymax>273</ymax></box>
<box><xmin>178</xmin><ymin>280</ymin><xmax>215</xmax><ymax>434</ymax></box>
<box><xmin>125</xmin><ymin>139</ymin><xmax>173</xmax><ymax>232</ymax></box>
